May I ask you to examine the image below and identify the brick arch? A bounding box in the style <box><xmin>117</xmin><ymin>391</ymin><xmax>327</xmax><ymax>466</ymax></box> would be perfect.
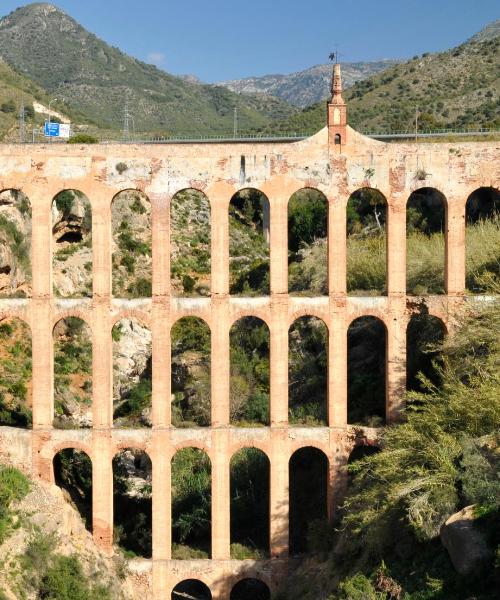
<box><xmin>406</xmin><ymin>186</ymin><xmax>448</xmax><ymax>209</ymax></box>
<box><xmin>229</xmin><ymin>575</ymin><xmax>273</xmax><ymax>596</ymax></box>
<box><xmin>288</xmin><ymin>185</ymin><xmax>329</xmax><ymax>202</ymax></box>
<box><xmin>229</xmin><ymin>310</ymin><xmax>271</xmax><ymax>329</ymax></box>
<box><xmin>170</xmin><ymin>577</ymin><xmax>213</xmax><ymax>598</ymax></box>
<box><xmin>110</xmin><ymin>311</ymin><xmax>151</xmax><ymax>329</ymax></box>
<box><xmin>229</xmin><ymin>444</ymin><xmax>271</xmax><ymax>464</ymax></box>
<box><xmin>463</xmin><ymin>184</ymin><xmax>500</xmax><ymax>211</ymax></box>
<box><xmin>51</xmin><ymin>442</ymin><xmax>93</xmax><ymax>463</ymax></box>
<box><xmin>346</xmin><ymin>312</ymin><xmax>389</xmax><ymax>330</ymax></box>
<box><xmin>171</xmin><ymin>441</ymin><xmax>212</xmax><ymax>457</ymax></box>
<box><xmin>288</xmin><ymin>309</ymin><xmax>329</xmax><ymax>328</ymax></box>
<box><xmin>51</xmin><ymin>187</ymin><xmax>93</xmax><ymax>202</ymax></box>
<box><xmin>169</xmin><ymin>314</ymin><xmax>212</xmax><ymax>335</ymax></box>
<box><xmin>345</xmin><ymin>185</ymin><xmax>389</xmax><ymax>209</ymax></box>
<box><xmin>404</xmin><ymin>310</ymin><xmax>448</xmax><ymax>335</ymax></box>
<box><xmin>111</xmin><ymin>187</ymin><xmax>152</xmax><ymax>205</ymax></box>
<box><xmin>0</xmin><ymin>313</ymin><xmax>31</xmax><ymax>331</ymax></box>
<box><xmin>289</xmin><ymin>441</ymin><xmax>331</xmax><ymax>460</ymax></box>
<box><xmin>112</xmin><ymin>444</ymin><xmax>152</xmax><ymax>460</ymax></box>
<box><xmin>52</xmin><ymin>311</ymin><xmax>93</xmax><ymax>333</ymax></box>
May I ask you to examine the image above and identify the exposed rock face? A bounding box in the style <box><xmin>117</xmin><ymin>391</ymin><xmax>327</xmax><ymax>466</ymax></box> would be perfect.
<box><xmin>52</xmin><ymin>191</ymin><xmax>92</xmax><ymax>297</ymax></box>
<box><xmin>113</xmin><ymin>318</ymin><xmax>152</xmax><ymax>405</ymax></box>
<box><xmin>0</xmin><ymin>190</ymin><xmax>31</xmax><ymax>297</ymax></box>
<box><xmin>440</xmin><ymin>505</ymin><xmax>493</xmax><ymax>575</ymax></box>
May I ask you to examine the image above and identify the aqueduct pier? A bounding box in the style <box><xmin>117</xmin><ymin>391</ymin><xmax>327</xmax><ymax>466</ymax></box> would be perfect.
<box><xmin>0</xmin><ymin>69</ymin><xmax>499</xmax><ymax>598</ymax></box>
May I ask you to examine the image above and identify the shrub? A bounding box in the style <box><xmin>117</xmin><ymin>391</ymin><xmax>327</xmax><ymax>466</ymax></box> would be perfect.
<box><xmin>115</xmin><ymin>162</ymin><xmax>128</xmax><ymax>174</ymax></box>
<box><xmin>67</xmin><ymin>134</ymin><xmax>99</xmax><ymax>144</ymax></box>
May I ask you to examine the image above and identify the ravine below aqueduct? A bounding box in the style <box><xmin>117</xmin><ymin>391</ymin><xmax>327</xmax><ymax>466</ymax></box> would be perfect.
<box><xmin>0</xmin><ymin>65</ymin><xmax>498</xmax><ymax>599</ymax></box>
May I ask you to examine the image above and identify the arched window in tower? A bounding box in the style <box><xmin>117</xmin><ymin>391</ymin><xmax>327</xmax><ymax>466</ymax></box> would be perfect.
<box><xmin>288</xmin><ymin>188</ymin><xmax>328</xmax><ymax>296</ymax></box>
<box><xmin>406</xmin><ymin>188</ymin><xmax>446</xmax><ymax>295</ymax></box>
<box><xmin>334</xmin><ymin>133</ymin><xmax>342</xmax><ymax>145</ymax></box>
<box><xmin>52</xmin><ymin>190</ymin><xmax>92</xmax><ymax>297</ymax></box>
<box><xmin>171</xmin><ymin>448</ymin><xmax>211</xmax><ymax>558</ymax></box>
<box><xmin>346</xmin><ymin>188</ymin><xmax>387</xmax><ymax>295</ymax></box>
<box><xmin>171</xmin><ymin>317</ymin><xmax>211</xmax><ymax>427</ymax></box>
<box><xmin>112</xmin><ymin>190</ymin><xmax>151</xmax><ymax>298</ymax></box>
<box><xmin>230</xmin><ymin>317</ymin><xmax>270</xmax><ymax>426</ymax></box>
<box><xmin>230</xmin><ymin>448</ymin><xmax>270</xmax><ymax>558</ymax></box>
<box><xmin>288</xmin><ymin>317</ymin><xmax>328</xmax><ymax>425</ymax></box>
<box><xmin>170</xmin><ymin>189</ymin><xmax>211</xmax><ymax>297</ymax></box>
<box><xmin>0</xmin><ymin>189</ymin><xmax>31</xmax><ymax>298</ymax></box>
<box><xmin>229</xmin><ymin>189</ymin><xmax>270</xmax><ymax>296</ymax></box>
<box><xmin>112</xmin><ymin>318</ymin><xmax>151</xmax><ymax>428</ymax></box>
<box><xmin>113</xmin><ymin>448</ymin><xmax>152</xmax><ymax>558</ymax></box>
<box><xmin>465</xmin><ymin>187</ymin><xmax>499</xmax><ymax>293</ymax></box>
<box><xmin>347</xmin><ymin>316</ymin><xmax>386</xmax><ymax>425</ymax></box>
<box><xmin>407</xmin><ymin>314</ymin><xmax>446</xmax><ymax>392</ymax></box>
<box><xmin>289</xmin><ymin>447</ymin><xmax>328</xmax><ymax>555</ymax></box>
<box><xmin>0</xmin><ymin>318</ymin><xmax>32</xmax><ymax>428</ymax></box>
<box><xmin>53</xmin><ymin>317</ymin><xmax>92</xmax><ymax>429</ymax></box>
<box><xmin>53</xmin><ymin>449</ymin><xmax>92</xmax><ymax>531</ymax></box>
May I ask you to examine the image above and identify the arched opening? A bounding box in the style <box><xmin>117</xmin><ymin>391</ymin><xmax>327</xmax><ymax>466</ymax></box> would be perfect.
<box><xmin>52</xmin><ymin>190</ymin><xmax>92</xmax><ymax>297</ymax></box>
<box><xmin>0</xmin><ymin>318</ymin><xmax>32</xmax><ymax>428</ymax></box>
<box><xmin>230</xmin><ymin>448</ymin><xmax>270</xmax><ymax>558</ymax></box>
<box><xmin>53</xmin><ymin>449</ymin><xmax>92</xmax><ymax>531</ymax></box>
<box><xmin>230</xmin><ymin>317</ymin><xmax>269</xmax><ymax>426</ymax></box>
<box><xmin>53</xmin><ymin>317</ymin><xmax>92</xmax><ymax>429</ymax></box>
<box><xmin>171</xmin><ymin>448</ymin><xmax>211</xmax><ymax>558</ymax></box>
<box><xmin>172</xmin><ymin>580</ymin><xmax>212</xmax><ymax>600</ymax></box>
<box><xmin>289</xmin><ymin>447</ymin><xmax>328</xmax><ymax>555</ymax></box>
<box><xmin>288</xmin><ymin>316</ymin><xmax>328</xmax><ymax>425</ymax></box>
<box><xmin>465</xmin><ymin>187</ymin><xmax>499</xmax><ymax>293</ymax></box>
<box><xmin>0</xmin><ymin>189</ymin><xmax>31</xmax><ymax>298</ymax></box>
<box><xmin>347</xmin><ymin>316</ymin><xmax>386</xmax><ymax>425</ymax></box>
<box><xmin>112</xmin><ymin>190</ymin><xmax>151</xmax><ymax>298</ymax></box>
<box><xmin>406</xmin><ymin>188</ymin><xmax>446</xmax><ymax>295</ymax></box>
<box><xmin>229</xmin><ymin>189</ymin><xmax>270</xmax><ymax>296</ymax></box>
<box><xmin>171</xmin><ymin>317</ymin><xmax>211</xmax><ymax>427</ymax></box>
<box><xmin>407</xmin><ymin>313</ymin><xmax>446</xmax><ymax>392</ymax></box>
<box><xmin>170</xmin><ymin>189</ymin><xmax>211</xmax><ymax>297</ymax></box>
<box><xmin>334</xmin><ymin>133</ymin><xmax>342</xmax><ymax>145</ymax></box>
<box><xmin>113</xmin><ymin>448</ymin><xmax>152</xmax><ymax>557</ymax></box>
<box><xmin>112</xmin><ymin>318</ymin><xmax>151</xmax><ymax>427</ymax></box>
<box><xmin>346</xmin><ymin>187</ymin><xmax>387</xmax><ymax>295</ymax></box>
<box><xmin>288</xmin><ymin>188</ymin><xmax>328</xmax><ymax>296</ymax></box>
<box><xmin>230</xmin><ymin>579</ymin><xmax>271</xmax><ymax>600</ymax></box>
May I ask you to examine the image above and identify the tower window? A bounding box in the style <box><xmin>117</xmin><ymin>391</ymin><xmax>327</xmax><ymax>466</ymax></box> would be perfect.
<box><xmin>335</xmin><ymin>133</ymin><xmax>342</xmax><ymax>145</ymax></box>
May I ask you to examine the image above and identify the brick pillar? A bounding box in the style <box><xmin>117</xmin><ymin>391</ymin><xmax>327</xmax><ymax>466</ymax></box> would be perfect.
<box><xmin>91</xmin><ymin>197</ymin><xmax>111</xmax><ymax>298</ymax></box>
<box><xmin>152</xmin><ymin>432</ymin><xmax>170</xmax><ymax>560</ymax></box>
<box><xmin>270</xmin><ymin>299</ymin><xmax>288</xmax><ymax>425</ymax></box>
<box><xmin>329</xmin><ymin>302</ymin><xmax>347</xmax><ymax>426</ymax></box>
<box><xmin>270</xmin><ymin>433</ymin><xmax>288</xmax><ymax>557</ymax></box>
<box><xmin>211</xmin><ymin>432</ymin><xmax>230</xmax><ymax>559</ymax></box>
<box><xmin>446</xmin><ymin>197</ymin><xmax>466</xmax><ymax>295</ymax></box>
<box><xmin>211</xmin><ymin>298</ymin><xmax>230</xmax><ymax>426</ymax></box>
<box><xmin>31</xmin><ymin>195</ymin><xmax>53</xmax><ymax>428</ymax></box>
<box><xmin>92</xmin><ymin>302</ymin><xmax>112</xmax><ymax>427</ymax></box>
<box><xmin>386</xmin><ymin>199</ymin><xmax>406</xmax><ymax>296</ymax></box>
<box><xmin>329</xmin><ymin>197</ymin><xmax>347</xmax><ymax>295</ymax></box>
<box><xmin>386</xmin><ymin>300</ymin><xmax>407</xmax><ymax>422</ymax></box>
<box><xmin>92</xmin><ymin>432</ymin><xmax>113</xmax><ymax>555</ymax></box>
<box><xmin>211</xmin><ymin>197</ymin><xmax>229</xmax><ymax>296</ymax></box>
<box><xmin>270</xmin><ymin>196</ymin><xmax>288</xmax><ymax>295</ymax></box>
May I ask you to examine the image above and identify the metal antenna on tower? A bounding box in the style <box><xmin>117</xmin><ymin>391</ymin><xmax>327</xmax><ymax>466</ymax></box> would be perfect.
<box><xmin>123</xmin><ymin>93</ymin><xmax>133</xmax><ymax>140</ymax></box>
<box><xmin>19</xmin><ymin>103</ymin><xmax>25</xmax><ymax>144</ymax></box>
<box><xmin>233</xmin><ymin>107</ymin><xmax>238</xmax><ymax>138</ymax></box>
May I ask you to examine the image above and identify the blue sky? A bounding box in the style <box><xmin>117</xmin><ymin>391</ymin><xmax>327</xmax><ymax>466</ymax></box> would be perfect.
<box><xmin>2</xmin><ymin>0</ymin><xmax>498</xmax><ymax>81</ymax></box>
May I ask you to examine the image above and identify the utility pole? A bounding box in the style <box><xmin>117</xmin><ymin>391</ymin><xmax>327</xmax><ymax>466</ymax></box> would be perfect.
<box><xmin>415</xmin><ymin>106</ymin><xmax>419</xmax><ymax>143</ymax></box>
<box><xmin>123</xmin><ymin>93</ymin><xmax>135</xmax><ymax>140</ymax></box>
<box><xmin>19</xmin><ymin>103</ymin><xmax>25</xmax><ymax>144</ymax></box>
<box><xmin>48</xmin><ymin>98</ymin><xmax>57</xmax><ymax>143</ymax></box>
<box><xmin>233</xmin><ymin>107</ymin><xmax>238</xmax><ymax>138</ymax></box>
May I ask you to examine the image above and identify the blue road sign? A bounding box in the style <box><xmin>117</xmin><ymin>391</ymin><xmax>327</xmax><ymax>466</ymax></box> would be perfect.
<box><xmin>44</xmin><ymin>122</ymin><xmax>60</xmax><ymax>137</ymax></box>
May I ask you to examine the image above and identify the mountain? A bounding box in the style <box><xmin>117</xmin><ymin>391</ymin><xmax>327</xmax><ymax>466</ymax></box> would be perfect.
<box><xmin>258</xmin><ymin>22</ymin><xmax>500</xmax><ymax>135</ymax></box>
<box><xmin>218</xmin><ymin>60</ymin><xmax>398</xmax><ymax>108</ymax></box>
<box><xmin>0</xmin><ymin>3</ymin><xmax>297</xmax><ymax>134</ymax></box>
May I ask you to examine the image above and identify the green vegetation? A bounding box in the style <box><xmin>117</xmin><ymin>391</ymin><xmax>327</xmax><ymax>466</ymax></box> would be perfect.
<box><xmin>67</xmin><ymin>133</ymin><xmax>98</xmax><ymax>144</ymax></box>
<box><xmin>230</xmin><ymin>318</ymin><xmax>270</xmax><ymax>425</ymax></box>
<box><xmin>20</xmin><ymin>532</ymin><xmax>112</xmax><ymax>599</ymax></box>
<box><xmin>53</xmin><ymin>318</ymin><xmax>92</xmax><ymax>428</ymax></box>
<box><xmin>276</xmin><ymin>280</ymin><xmax>500</xmax><ymax>600</ymax></box>
<box><xmin>0</xmin><ymin>466</ymin><xmax>29</xmax><ymax>544</ymax></box>
<box><xmin>171</xmin><ymin>318</ymin><xmax>211</xmax><ymax>427</ymax></box>
<box><xmin>170</xmin><ymin>190</ymin><xmax>211</xmax><ymax>297</ymax></box>
<box><xmin>0</xmin><ymin>319</ymin><xmax>32</xmax><ymax>428</ymax></box>
<box><xmin>112</xmin><ymin>192</ymin><xmax>152</xmax><ymax>298</ymax></box>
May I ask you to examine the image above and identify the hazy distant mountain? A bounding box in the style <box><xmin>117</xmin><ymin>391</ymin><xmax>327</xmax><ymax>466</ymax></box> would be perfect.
<box><xmin>218</xmin><ymin>60</ymin><xmax>398</xmax><ymax>108</ymax></box>
<box><xmin>0</xmin><ymin>3</ymin><xmax>296</xmax><ymax>133</ymax></box>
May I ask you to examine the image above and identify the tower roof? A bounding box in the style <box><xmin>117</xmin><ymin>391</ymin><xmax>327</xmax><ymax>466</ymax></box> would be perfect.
<box><xmin>330</xmin><ymin>62</ymin><xmax>345</xmax><ymax>105</ymax></box>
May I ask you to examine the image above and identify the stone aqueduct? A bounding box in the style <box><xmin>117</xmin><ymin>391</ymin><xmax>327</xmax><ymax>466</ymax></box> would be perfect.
<box><xmin>0</xmin><ymin>71</ymin><xmax>498</xmax><ymax>598</ymax></box>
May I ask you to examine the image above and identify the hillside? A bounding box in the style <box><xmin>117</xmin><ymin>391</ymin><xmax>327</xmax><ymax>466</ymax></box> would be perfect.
<box><xmin>218</xmin><ymin>60</ymin><xmax>397</xmax><ymax>108</ymax></box>
<box><xmin>258</xmin><ymin>27</ymin><xmax>500</xmax><ymax>135</ymax></box>
<box><xmin>0</xmin><ymin>3</ymin><xmax>296</xmax><ymax>134</ymax></box>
